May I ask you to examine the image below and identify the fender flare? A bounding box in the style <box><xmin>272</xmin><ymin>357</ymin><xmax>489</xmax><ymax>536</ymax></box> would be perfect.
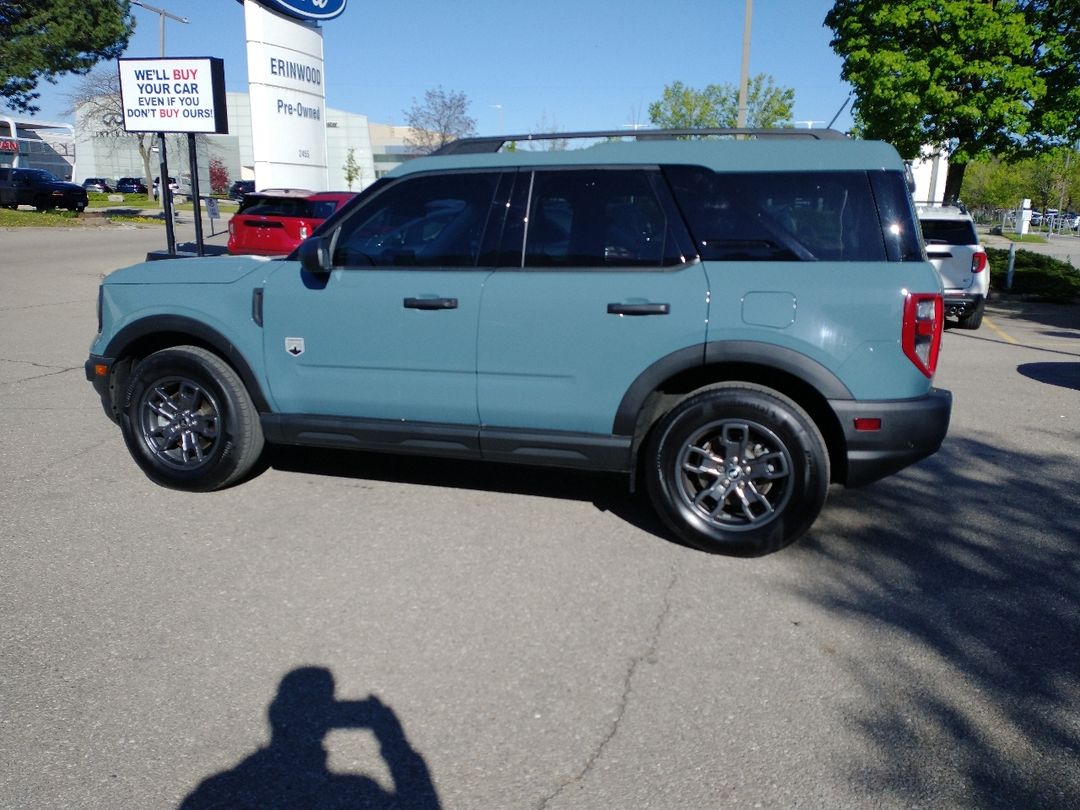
<box><xmin>104</xmin><ymin>315</ymin><xmax>272</xmax><ymax>413</ymax></box>
<box><xmin>612</xmin><ymin>340</ymin><xmax>853</xmax><ymax>435</ymax></box>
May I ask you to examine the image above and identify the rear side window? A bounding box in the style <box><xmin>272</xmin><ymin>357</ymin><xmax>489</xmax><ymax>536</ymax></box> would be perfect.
<box><xmin>520</xmin><ymin>169</ymin><xmax>688</xmax><ymax>268</ymax></box>
<box><xmin>664</xmin><ymin>166</ymin><xmax>887</xmax><ymax>262</ymax></box>
<box><xmin>920</xmin><ymin>218</ymin><xmax>977</xmax><ymax>246</ymax></box>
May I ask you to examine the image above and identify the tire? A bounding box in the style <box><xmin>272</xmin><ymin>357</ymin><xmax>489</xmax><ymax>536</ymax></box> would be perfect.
<box><xmin>645</xmin><ymin>384</ymin><xmax>829</xmax><ymax>556</ymax></box>
<box><xmin>120</xmin><ymin>346</ymin><xmax>264</xmax><ymax>491</ymax></box>
<box><xmin>956</xmin><ymin>298</ymin><xmax>985</xmax><ymax>330</ymax></box>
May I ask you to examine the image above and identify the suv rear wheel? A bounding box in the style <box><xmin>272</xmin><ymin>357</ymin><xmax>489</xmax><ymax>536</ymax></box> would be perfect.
<box><xmin>956</xmin><ymin>298</ymin><xmax>985</xmax><ymax>330</ymax></box>
<box><xmin>645</xmin><ymin>384</ymin><xmax>829</xmax><ymax>556</ymax></box>
<box><xmin>120</xmin><ymin>346</ymin><xmax>264</xmax><ymax>491</ymax></box>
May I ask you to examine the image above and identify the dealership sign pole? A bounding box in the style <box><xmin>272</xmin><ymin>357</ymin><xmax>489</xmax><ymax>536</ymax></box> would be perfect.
<box><xmin>118</xmin><ymin>57</ymin><xmax>228</xmax><ymax>256</ymax></box>
<box><xmin>242</xmin><ymin>0</ymin><xmax>347</xmax><ymax>192</ymax></box>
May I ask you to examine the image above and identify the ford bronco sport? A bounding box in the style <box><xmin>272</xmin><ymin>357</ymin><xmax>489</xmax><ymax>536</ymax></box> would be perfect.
<box><xmin>86</xmin><ymin>129</ymin><xmax>951</xmax><ymax>555</ymax></box>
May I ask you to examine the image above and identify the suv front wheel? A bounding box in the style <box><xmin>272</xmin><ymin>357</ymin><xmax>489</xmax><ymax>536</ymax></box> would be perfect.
<box><xmin>120</xmin><ymin>346</ymin><xmax>264</xmax><ymax>491</ymax></box>
<box><xmin>645</xmin><ymin>384</ymin><xmax>829</xmax><ymax>556</ymax></box>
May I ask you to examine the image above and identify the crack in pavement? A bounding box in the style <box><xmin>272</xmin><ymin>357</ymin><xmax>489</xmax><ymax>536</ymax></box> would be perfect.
<box><xmin>536</xmin><ymin>568</ymin><xmax>679</xmax><ymax>810</ymax></box>
<box><xmin>0</xmin><ymin>359</ymin><xmax>82</xmax><ymax>387</ymax></box>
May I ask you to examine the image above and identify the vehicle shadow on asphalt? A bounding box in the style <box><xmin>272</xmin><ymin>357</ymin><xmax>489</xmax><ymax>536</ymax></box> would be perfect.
<box><xmin>179</xmin><ymin>666</ymin><xmax>442</xmax><ymax>810</ymax></box>
<box><xmin>266</xmin><ymin>446</ymin><xmax>673</xmax><ymax>541</ymax></box>
<box><xmin>787</xmin><ymin>436</ymin><xmax>1080</xmax><ymax>808</ymax></box>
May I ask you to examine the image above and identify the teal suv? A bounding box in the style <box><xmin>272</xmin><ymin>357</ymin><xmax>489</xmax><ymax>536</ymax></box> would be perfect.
<box><xmin>87</xmin><ymin>129</ymin><xmax>951</xmax><ymax>555</ymax></box>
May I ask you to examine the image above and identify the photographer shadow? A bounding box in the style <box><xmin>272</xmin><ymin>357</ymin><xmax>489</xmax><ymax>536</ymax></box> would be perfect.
<box><xmin>180</xmin><ymin>667</ymin><xmax>441</xmax><ymax>810</ymax></box>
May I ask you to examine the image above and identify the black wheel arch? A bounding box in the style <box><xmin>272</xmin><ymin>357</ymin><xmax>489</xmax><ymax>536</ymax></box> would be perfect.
<box><xmin>102</xmin><ymin>315</ymin><xmax>271</xmax><ymax>416</ymax></box>
<box><xmin>615</xmin><ymin>340</ymin><xmax>853</xmax><ymax>486</ymax></box>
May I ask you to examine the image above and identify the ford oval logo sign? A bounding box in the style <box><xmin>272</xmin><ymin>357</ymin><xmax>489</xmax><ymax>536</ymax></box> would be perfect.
<box><xmin>255</xmin><ymin>0</ymin><xmax>347</xmax><ymax>21</ymax></box>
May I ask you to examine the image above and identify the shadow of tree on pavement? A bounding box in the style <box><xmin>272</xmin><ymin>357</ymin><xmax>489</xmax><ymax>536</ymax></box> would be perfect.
<box><xmin>785</xmin><ymin>436</ymin><xmax>1080</xmax><ymax>808</ymax></box>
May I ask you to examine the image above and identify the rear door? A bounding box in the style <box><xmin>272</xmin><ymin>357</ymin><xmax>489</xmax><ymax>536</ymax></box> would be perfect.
<box><xmin>476</xmin><ymin>168</ymin><xmax>708</xmax><ymax>437</ymax></box>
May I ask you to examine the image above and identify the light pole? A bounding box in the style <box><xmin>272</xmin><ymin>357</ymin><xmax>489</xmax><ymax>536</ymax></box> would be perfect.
<box><xmin>130</xmin><ymin>0</ymin><xmax>190</xmax><ymax>57</ymax></box>
<box><xmin>736</xmin><ymin>0</ymin><xmax>753</xmax><ymax>129</ymax></box>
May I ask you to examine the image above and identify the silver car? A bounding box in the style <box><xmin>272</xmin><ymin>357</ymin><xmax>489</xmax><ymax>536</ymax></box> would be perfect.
<box><xmin>918</xmin><ymin>205</ymin><xmax>989</xmax><ymax>330</ymax></box>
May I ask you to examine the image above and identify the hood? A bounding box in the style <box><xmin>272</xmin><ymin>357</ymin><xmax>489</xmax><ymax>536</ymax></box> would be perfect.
<box><xmin>105</xmin><ymin>254</ymin><xmax>275</xmax><ymax>286</ymax></box>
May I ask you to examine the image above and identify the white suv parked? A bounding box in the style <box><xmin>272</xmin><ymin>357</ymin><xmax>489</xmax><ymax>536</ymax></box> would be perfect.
<box><xmin>918</xmin><ymin>205</ymin><xmax>989</xmax><ymax>329</ymax></box>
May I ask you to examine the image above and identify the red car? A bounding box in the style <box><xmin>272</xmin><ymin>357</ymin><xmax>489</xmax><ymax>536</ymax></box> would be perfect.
<box><xmin>227</xmin><ymin>189</ymin><xmax>356</xmax><ymax>256</ymax></box>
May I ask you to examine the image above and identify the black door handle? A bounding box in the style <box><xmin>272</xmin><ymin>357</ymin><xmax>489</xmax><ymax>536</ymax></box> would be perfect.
<box><xmin>404</xmin><ymin>297</ymin><xmax>459</xmax><ymax>310</ymax></box>
<box><xmin>607</xmin><ymin>302</ymin><xmax>670</xmax><ymax>316</ymax></box>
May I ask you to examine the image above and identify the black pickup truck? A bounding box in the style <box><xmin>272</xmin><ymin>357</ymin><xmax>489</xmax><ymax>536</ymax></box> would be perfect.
<box><xmin>0</xmin><ymin>167</ymin><xmax>88</xmax><ymax>213</ymax></box>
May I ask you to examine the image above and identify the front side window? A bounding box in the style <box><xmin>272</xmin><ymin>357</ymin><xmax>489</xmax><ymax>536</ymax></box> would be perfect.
<box><xmin>331</xmin><ymin>172</ymin><xmax>500</xmax><ymax>268</ymax></box>
<box><xmin>521</xmin><ymin>169</ymin><xmax>686</xmax><ymax>268</ymax></box>
<box><xmin>665</xmin><ymin>166</ymin><xmax>888</xmax><ymax>262</ymax></box>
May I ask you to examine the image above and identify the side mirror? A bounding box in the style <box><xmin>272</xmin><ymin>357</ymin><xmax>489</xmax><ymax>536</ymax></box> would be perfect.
<box><xmin>298</xmin><ymin>236</ymin><xmax>332</xmax><ymax>274</ymax></box>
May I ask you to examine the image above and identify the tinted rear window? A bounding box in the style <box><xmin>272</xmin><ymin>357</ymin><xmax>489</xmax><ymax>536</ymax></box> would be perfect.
<box><xmin>920</xmin><ymin>218</ymin><xmax>977</xmax><ymax>246</ymax></box>
<box><xmin>664</xmin><ymin>166</ymin><xmax>887</xmax><ymax>262</ymax></box>
<box><xmin>239</xmin><ymin>196</ymin><xmax>337</xmax><ymax>218</ymax></box>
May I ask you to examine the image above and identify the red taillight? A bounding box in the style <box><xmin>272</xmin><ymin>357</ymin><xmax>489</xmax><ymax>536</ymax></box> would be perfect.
<box><xmin>228</xmin><ymin>220</ymin><xmax>235</xmax><ymax>235</ymax></box>
<box><xmin>902</xmin><ymin>292</ymin><xmax>943</xmax><ymax>378</ymax></box>
<box><xmin>971</xmin><ymin>249</ymin><xmax>988</xmax><ymax>273</ymax></box>
<box><xmin>299</xmin><ymin>224</ymin><xmax>309</xmax><ymax>240</ymax></box>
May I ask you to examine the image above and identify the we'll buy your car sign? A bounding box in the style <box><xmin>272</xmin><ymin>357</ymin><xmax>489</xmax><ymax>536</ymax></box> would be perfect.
<box><xmin>118</xmin><ymin>58</ymin><xmax>228</xmax><ymax>135</ymax></box>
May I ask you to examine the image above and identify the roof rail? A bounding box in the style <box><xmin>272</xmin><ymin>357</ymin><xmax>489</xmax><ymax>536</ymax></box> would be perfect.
<box><xmin>432</xmin><ymin>127</ymin><xmax>849</xmax><ymax>156</ymax></box>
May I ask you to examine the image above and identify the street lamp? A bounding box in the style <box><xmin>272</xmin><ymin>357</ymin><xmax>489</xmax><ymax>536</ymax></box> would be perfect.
<box><xmin>130</xmin><ymin>0</ymin><xmax>190</xmax><ymax>57</ymax></box>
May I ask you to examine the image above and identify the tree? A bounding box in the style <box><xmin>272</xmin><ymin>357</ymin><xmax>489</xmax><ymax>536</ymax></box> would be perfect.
<box><xmin>66</xmin><ymin>69</ymin><xmax>158</xmax><ymax>202</ymax></box>
<box><xmin>403</xmin><ymin>87</ymin><xmax>477</xmax><ymax>154</ymax></box>
<box><xmin>1</xmin><ymin>0</ymin><xmax>135</xmax><ymax>114</ymax></box>
<box><xmin>343</xmin><ymin>147</ymin><xmax>361</xmax><ymax>190</ymax></box>
<box><xmin>209</xmin><ymin>157</ymin><xmax>229</xmax><ymax>195</ymax></box>
<box><xmin>648</xmin><ymin>75</ymin><xmax>795</xmax><ymax>130</ymax></box>
<box><xmin>825</xmin><ymin>0</ymin><xmax>1080</xmax><ymax>203</ymax></box>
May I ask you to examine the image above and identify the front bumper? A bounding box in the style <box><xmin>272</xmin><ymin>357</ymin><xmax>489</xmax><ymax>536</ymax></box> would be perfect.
<box><xmin>831</xmin><ymin>388</ymin><xmax>952</xmax><ymax>487</ymax></box>
<box><xmin>86</xmin><ymin>354</ymin><xmax>119</xmax><ymax>422</ymax></box>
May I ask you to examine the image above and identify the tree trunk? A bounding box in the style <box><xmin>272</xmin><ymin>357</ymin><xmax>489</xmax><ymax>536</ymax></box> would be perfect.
<box><xmin>943</xmin><ymin>161</ymin><xmax>967</xmax><ymax>206</ymax></box>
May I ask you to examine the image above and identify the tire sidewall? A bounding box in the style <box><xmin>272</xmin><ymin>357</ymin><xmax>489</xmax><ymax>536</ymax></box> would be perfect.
<box><xmin>646</xmin><ymin>387</ymin><xmax>828</xmax><ymax>556</ymax></box>
<box><xmin>120</xmin><ymin>348</ymin><xmax>251</xmax><ymax>491</ymax></box>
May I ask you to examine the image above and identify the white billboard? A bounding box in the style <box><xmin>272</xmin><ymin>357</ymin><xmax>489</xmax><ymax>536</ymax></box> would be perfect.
<box><xmin>244</xmin><ymin>1</ymin><xmax>329</xmax><ymax>190</ymax></box>
<box><xmin>118</xmin><ymin>58</ymin><xmax>228</xmax><ymax>134</ymax></box>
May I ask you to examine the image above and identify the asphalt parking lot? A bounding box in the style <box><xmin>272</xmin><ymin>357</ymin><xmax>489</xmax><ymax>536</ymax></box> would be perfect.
<box><xmin>2</xmin><ymin>225</ymin><xmax>1078</xmax><ymax>809</ymax></box>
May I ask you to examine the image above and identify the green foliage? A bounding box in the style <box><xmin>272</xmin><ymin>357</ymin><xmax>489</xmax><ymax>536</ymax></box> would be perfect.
<box><xmin>343</xmin><ymin>147</ymin><xmax>360</xmax><ymax>190</ymax></box>
<box><xmin>961</xmin><ymin>147</ymin><xmax>1080</xmax><ymax>211</ymax></box>
<box><xmin>825</xmin><ymin>0</ymin><xmax>1080</xmax><ymax>200</ymax></box>
<box><xmin>986</xmin><ymin>246</ymin><xmax>1080</xmax><ymax>301</ymax></box>
<box><xmin>648</xmin><ymin>75</ymin><xmax>794</xmax><ymax>129</ymax></box>
<box><xmin>0</xmin><ymin>207</ymin><xmax>84</xmax><ymax>226</ymax></box>
<box><xmin>0</xmin><ymin>0</ymin><xmax>135</xmax><ymax>113</ymax></box>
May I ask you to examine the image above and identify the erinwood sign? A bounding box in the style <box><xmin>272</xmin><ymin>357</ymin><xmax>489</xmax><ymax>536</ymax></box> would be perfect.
<box><xmin>117</xmin><ymin>57</ymin><xmax>228</xmax><ymax>134</ymax></box>
<box><xmin>243</xmin><ymin>0</ymin><xmax>347</xmax><ymax>190</ymax></box>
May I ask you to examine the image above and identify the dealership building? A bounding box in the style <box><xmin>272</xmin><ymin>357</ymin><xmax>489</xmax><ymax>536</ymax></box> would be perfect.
<box><xmin>74</xmin><ymin>91</ymin><xmax>416</xmax><ymax>192</ymax></box>
<box><xmin>2</xmin><ymin>94</ymin><xmax>417</xmax><ymax>193</ymax></box>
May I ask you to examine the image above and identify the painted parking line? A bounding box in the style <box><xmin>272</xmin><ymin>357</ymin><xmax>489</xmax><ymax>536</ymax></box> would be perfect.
<box><xmin>982</xmin><ymin>315</ymin><xmax>1018</xmax><ymax>344</ymax></box>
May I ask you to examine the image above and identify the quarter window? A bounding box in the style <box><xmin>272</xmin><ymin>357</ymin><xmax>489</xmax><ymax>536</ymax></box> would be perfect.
<box><xmin>664</xmin><ymin>166</ymin><xmax>888</xmax><ymax>262</ymax></box>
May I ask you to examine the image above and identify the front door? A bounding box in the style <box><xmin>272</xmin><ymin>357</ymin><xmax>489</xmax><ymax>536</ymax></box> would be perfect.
<box><xmin>262</xmin><ymin>171</ymin><xmax>503</xmax><ymax>426</ymax></box>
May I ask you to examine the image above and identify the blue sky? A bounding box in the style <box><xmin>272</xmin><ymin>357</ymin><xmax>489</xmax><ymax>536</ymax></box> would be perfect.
<box><xmin>15</xmin><ymin>0</ymin><xmax>855</xmax><ymax>134</ymax></box>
